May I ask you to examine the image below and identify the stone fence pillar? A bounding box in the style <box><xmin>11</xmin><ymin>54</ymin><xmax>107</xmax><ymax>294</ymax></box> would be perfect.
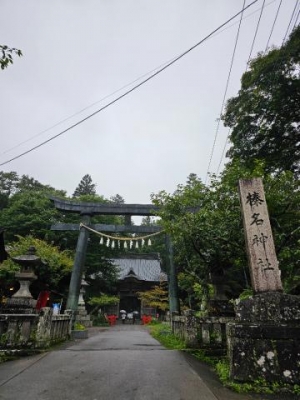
<box><xmin>227</xmin><ymin>292</ymin><xmax>300</xmax><ymax>384</ymax></box>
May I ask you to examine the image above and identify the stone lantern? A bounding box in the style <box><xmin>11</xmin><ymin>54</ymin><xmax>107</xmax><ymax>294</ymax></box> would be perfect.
<box><xmin>7</xmin><ymin>246</ymin><xmax>39</xmax><ymax>313</ymax></box>
<box><xmin>75</xmin><ymin>273</ymin><xmax>92</xmax><ymax>328</ymax></box>
<box><xmin>78</xmin><ymin>274</ymin><xmax>88</xmax><ymax>306</ymax></box>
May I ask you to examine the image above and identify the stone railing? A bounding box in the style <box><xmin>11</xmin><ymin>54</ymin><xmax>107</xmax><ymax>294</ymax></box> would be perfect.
<box><xmin>0</xmin><ymin>308</ymin><xmax>72</xmax><ymax>350</ymax></box>
<box><xmin>0</xmin><ymin>313</ymin><xmax>39</xmax><ymax>349</ymax></box>
<box><xmin>172</xmin><ymin>313</ymin><xmax>233</xmax><ymax>350</ymax></box>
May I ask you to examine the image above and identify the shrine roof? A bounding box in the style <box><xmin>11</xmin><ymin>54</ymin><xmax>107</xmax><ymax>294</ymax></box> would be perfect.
<box><xmin>111</xmin><ymin>255</ymin><xmax>167</xmax><ymax>282</ymax></box>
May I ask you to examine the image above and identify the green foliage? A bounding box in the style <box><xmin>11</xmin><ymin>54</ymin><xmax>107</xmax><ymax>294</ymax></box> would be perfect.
<box><xmin>149</xmin><ymin>323</ymin><xmax>186</xmax><ymax>350</ymax></box>
<box><xmin>74</xmin><ymin>322</ymin><xmax>86</xmax><ymax>331</ymax></box>
<box><xmin>73</xmin><ymin>174</ymin><xmax>96</xmax><ymax>197</ymax></box>
<box><xmin>0</xmin><ymin>171</ymin><xmax>66</xmax><ymax>242</ymax></box>
<box><xmin>215</xmin><ymin>359</ymin><xmax>300</xmax><ymax>395</ymax></box>
<box><xmin>152</xmin><ymin>160</ymin><xmax>300</xmax><ymax>308</ymax></box>
<box><xmin>152</xmin><ymin>172</ymin><xmax>248</xmax><ymax>307</ymax></box>
<box><xmin>109</xmin><ymin>194</ymin><xmax>125</xmax><ymax>204</ymax></box>
<box><xmin>0</xmin><ymin>172</ymin><xmax>124</xmax><ymax>299</ymax></box>
<box><xmin>0</xmin><ymin>235</ymin><xmax>73</xmax><ymax>288</ymax></box>
<box><xmin>92</xmin><ymin>314</ymin><xmax>109</xmax><ymax>326</ymax></box>
<box><xmin>137</xmin><ymin>282</ymin><xmax>169</xmax><ymax>311</ymax></box>
<box><xmin>222</xmin><ymin>26</ymin><xmax>300</xmax><ymax>176</ymax></box>
<box><xmin>190</xmin><ymin>349</ymin><xmax>219</xmax><ymax>366</ymax></box>
<box><xmin>237</xmin><ymin>288</ymin><xmax>253</xmax><ymax>300</ymax></box>
<box><xmin>0</xmin><ymin>45</ymin><xmax>22</xmax><ymax>70</ymax></box>
<box><xmin>88</xmin><ymin>294</ymin><xmax>119</xmax><ymax>307</ymax></box>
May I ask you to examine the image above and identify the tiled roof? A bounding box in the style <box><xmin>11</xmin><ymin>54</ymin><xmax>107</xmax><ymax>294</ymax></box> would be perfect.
<box><xmin>111</xmin><ymin>256</ymin><xmax>167</xmax><ymax>282</ymax></box>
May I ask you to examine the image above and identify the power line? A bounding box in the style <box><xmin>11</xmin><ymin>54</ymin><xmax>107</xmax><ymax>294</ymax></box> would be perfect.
<box><xmin>2</xmin><ymin>0</ymin><xmax>273</xmax><ymax>159</ymax></box>
<box><xmin>205</xmin><ymin>0</ymin><xmax>246</xmax><ymax>184</ymax></box>
<box><xmin>247</xmin><ymin>0</ymin><xmax>267</xmax><ymax>66</ymax></box>
<box><xmin>216</xmin><ymin>0</ymin><xmax>278</xmax><ymax>175</ymax></box>
<box><xmin>0</xmin><ymin>0</ymin><xmax>259</xmax><ymax>167</ymax></box>
<box><xmin>264</xmin><ymin>0</ymin><xmax>283</xmax><ymax>52</ymax></box>
<box><xmin>216</xmin><ymin>0</ymin><xmax>279</xmax><ymax>175</ymax></box>
<box><xmin>0</xmin><ymin>58</ymin><xmax>178</xmax><ymax>157</ymax></box>
<box><xmin>282</xmin><ymin>0</ymin><xmax>300</xmax><ymax>42</ymax></box>
<box><xmin>208</xmin><ymin>0</ymin><xmax>279</xmax><ymax>180</ymax></box>
<box><xmin>291</xmin><ymin>1</ymin><xmax>300</xmax><ymax>31</ymax></box>
<box><xmin>216</xmin><ymin>0</ymin><xmax>300</xmax><ymax>176</ymax></box>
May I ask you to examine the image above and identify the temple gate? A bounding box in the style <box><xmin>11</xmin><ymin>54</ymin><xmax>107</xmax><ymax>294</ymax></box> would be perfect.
<box><xmin>49</xmin><ymin>196</ymin><xmax>179</xmax><ymax>316</ymax></box>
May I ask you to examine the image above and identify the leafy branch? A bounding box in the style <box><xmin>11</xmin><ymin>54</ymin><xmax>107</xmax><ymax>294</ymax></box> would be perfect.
<box><xmin>1</xmin><ymin>45</ymin><xmax>23</xmax><ymax>70</ymax></box>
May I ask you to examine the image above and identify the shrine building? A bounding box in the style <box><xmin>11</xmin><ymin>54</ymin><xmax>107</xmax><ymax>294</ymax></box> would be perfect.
<box><xmin>107</xmin><ymin>253</ymin><xmax>167</xmax><ymax>317</ymax></box>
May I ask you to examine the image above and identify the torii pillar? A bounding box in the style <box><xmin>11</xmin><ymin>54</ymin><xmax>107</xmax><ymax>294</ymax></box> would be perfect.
<box><xmin>66</xmin><ymin>213</ymin><xmax>91</xmax><ymax>311</ymax></box>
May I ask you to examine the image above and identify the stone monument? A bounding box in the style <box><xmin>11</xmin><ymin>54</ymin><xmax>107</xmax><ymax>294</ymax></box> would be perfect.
<box><xmin>227</xmin><ymin>178</ymin><xmax>300</xmax><ymax>385</ymax></box>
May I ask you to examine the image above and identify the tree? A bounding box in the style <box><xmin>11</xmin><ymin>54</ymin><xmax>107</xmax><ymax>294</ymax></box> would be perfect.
<box><xmin>0</xmin><ymin>45</ymin><xmax>22</xmax><ymax>70</ymax></box>
<box><xmin>110</xmin><ymin>194</ymin><xmax>125</xmax><ymax>204</ymax></box>
<box><xmin>152</xmin><ymin>164</ymin><xmax>300</xmax><ymax>311</ymax></box>
<box><xmin>222</xmin><ymin>26</ymin><xmax>300</xmax><ymax>176</ymax></box>
<box><xmin>0</xmin><ymin>171</ymin><xmax>19</xmax><ymax>209</ymax></box>
<box><xmin>0</xmin><ymin>235</ymin><xmax>73</xmax><ymax>299</ymax></box>
<box><xmin>73</xmin><ymin>174</ymin><xmax>96</xmax><ymax>197</ymax></box>
<box><xmin>87</xmin><ymin>294</ymin><xmax>120</xmax><ymax>315</ymax></box>
<box><xmin>137</xmin><ymin>282</ymin><xmax>169</xmax><ymax>312</ymax></box>
<box><xmin>0</xmin><ymin>190</ymin><xmax>63</xmax><ymax>242</ymax></box>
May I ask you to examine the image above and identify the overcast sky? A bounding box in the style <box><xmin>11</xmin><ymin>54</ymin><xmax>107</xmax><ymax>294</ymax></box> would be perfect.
<box><xmin>1</xmin><ymin>0</ymin><xmax>297</xmax><ymax>204</ymax></box>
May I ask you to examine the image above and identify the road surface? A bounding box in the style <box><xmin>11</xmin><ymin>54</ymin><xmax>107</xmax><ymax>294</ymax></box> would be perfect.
<box><xmin>0</xmin><ymin>325</ymin><xmax>290</xmax><ymax>400</ymax></box>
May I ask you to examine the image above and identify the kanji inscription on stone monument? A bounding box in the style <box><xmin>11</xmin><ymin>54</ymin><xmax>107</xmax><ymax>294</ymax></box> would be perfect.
<box><xmin>239</xmin><ymin>178</ymin><xmax>283</xmax><ymax>293</ymax></box>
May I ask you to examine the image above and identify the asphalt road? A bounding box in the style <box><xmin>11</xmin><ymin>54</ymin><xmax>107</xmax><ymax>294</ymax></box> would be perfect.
<box><xmin>0</xmin><ymin>325</ymin><xmax>294</xmax><ymax>400</ymax></box>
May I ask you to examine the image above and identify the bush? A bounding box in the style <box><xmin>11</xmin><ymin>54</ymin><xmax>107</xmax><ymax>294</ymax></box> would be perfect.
<box><xmin>149</xmin><ymin>323</ymin><xmax>186</xmax><ymax>350</ymax></box>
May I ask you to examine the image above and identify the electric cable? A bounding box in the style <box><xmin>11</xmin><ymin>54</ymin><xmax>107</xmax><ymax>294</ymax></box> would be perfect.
<box><xmin>264</xmin><ymin>0</ymin><xmax>283</xmax><ymax>52</ymax></box>
<box><xmin>0</xmin><ymin>58</ymin><xmax>179</xmax><ymax>157</ymax></box>
<box><xmin>216</xmin><ymin>0</ymin><xmax>280</xmax><ymax>175</ymax></box>
<box><xmin>2</xmin><ymin>0</ymin><xmax>275</xmax><ymax>159</ymax></box>
<box><xmin>247</xmin><ymin>0</ymin><xmax>267</xmax><ymax>67</ymax></box>
<box><xmin>282</xmin><ymin>0</ymin><xmax>300</xmax><ymax>43</ymax></box>
<box><xmin>0</xmin><ymin>0</ymin><xmax>259</xmax><ymax>167</ymax></box>
<box><xmin>205</xmin><ymin>0</ymin><xmax>246</xmax><ymax>184</ymax></box>
<box><xmin>291</xmin><ymin>1</ymin><xmax>300</xmax><ymax>31</ymax></box>
<box><xmin>216</xmin><ymin>0</ymin><xmax>300</xmax><ymax>176</ymax></box>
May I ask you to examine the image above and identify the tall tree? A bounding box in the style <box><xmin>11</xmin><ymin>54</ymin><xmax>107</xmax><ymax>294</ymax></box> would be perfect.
<box><xmin>110</xmin><ymin>194</ymin><xmax>125</xmax><ymax>204</ymax></box>
<box><xmin>222</xmin><ymin>26</ymin><xmax>300</xmax><ymax>176</ymax></box>
<box><xmin>73</xmin><ymin>174</ymin><xmax>96</xmax><ymax>197</ymax></box>
<box><xmin>0</xmin><ymin>171</ymin><xmax>19</xmax><ymax>209</ymax></box>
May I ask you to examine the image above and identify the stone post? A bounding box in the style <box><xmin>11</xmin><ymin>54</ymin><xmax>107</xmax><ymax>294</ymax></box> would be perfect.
<box><xmin>226</xmin><ymin>178</ymin><xmax>300</xmax><ymax>385</ymax></box>
<box><xmin>238</xmin><ymin>178</ymin><xmax>282</xmax><ymax>292</ymax></box>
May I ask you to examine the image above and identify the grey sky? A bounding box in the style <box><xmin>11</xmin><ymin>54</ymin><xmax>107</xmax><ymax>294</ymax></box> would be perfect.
<box><xmin>1</xmin><ymin>1</ymin><xmax>297</xmax><ymax>203</ymax></box>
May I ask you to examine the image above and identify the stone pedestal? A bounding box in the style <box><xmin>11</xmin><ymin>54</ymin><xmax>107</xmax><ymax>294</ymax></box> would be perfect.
<box><xmin>75</xmin><ymin>305</ymin><xmax>92</xmax><ymax>328</ymax></box>
<box><xmin>227</xmin><ymin>292</ymin><xmax>300</xmax><ymax>384</ymax></box>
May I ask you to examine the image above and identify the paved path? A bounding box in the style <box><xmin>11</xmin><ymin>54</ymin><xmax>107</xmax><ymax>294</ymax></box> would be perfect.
<box><xmin>0</xmin><ymin>325</ymin><xmax>294</xmax><ymax>400</ymax></box>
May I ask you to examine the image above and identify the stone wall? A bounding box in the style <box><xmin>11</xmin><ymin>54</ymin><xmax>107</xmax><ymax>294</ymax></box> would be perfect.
<box><xmin>0</xmin><ymin>307</ymin><xmax>71</xmax><ymax>350</ymax></box>
<box><xmin>227</xmin><ymin>292</ymin><xmax>300</xmax><ymax>384</ymax></box>
<box><xmin>172</xmin><ymin>312</ymin><xmax>232</xmax><ymax>350</ymax></box>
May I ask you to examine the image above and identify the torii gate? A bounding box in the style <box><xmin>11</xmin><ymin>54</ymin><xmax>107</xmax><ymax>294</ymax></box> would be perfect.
<box><xmin>49</xmin><ymin>196</ymin><xmax>179</xmax><ymax>315</ymax></box>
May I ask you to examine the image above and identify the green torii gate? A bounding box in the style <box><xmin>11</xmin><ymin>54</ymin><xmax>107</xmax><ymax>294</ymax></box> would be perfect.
<box><xmin>50</xmin><ymin>196</ymin><xmax>179</xmax><ymax>315</ymax></box>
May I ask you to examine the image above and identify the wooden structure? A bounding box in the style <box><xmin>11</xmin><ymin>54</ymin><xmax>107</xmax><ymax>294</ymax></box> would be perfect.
<box><xmin>112</xmin><ymin>254</ymin><xmax>167</xmax><ymax>316</ymax></box>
